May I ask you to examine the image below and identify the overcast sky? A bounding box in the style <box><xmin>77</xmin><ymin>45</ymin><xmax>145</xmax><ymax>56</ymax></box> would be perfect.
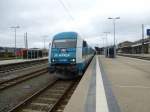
<box><xmin>0</xmin><ymin>0</ymin><xmax>150</xmax><ymax>48</ymax></box>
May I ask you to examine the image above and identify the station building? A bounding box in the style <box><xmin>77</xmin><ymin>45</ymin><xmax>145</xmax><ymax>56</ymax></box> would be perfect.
<box><xmin>117</xmin><ymin>37</ymin><xmax>150</xmax><ymax>54</ymax></box>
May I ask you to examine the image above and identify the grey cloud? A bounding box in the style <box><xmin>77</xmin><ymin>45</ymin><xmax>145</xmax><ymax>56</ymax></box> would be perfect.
<box><xmin>0</xmin><ymin>0</ymin><xmax>150</xmax><ymax>48</ymax></box>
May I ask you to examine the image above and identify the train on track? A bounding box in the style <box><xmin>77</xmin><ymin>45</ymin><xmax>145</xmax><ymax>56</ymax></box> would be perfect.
<box><xmin>48</xmin><ymin>32</ymin><xmax>95</xmax><ymax>79</ymax></box>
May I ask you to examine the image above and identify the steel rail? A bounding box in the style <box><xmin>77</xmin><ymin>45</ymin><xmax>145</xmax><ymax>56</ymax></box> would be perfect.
<box><xmin>0</xmin><ymin>59</ymin><xmax>47</xmax><ymax>74</ymax></box>
<box><xmin>8</xmin><ymin>79</ymin><xmax>80</xmax><ymax>112</ymax></box>
<box><xmin>0</xmin><ymin>68</ymin><xmax>48</xmax><ymax>91</ymax></box>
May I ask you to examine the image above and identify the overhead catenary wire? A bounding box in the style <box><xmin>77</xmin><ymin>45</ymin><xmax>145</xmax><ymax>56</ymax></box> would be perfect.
<box><xmin>57</xmin><ymin>0</ymin><xmax>75</xmax><ymax>21</ymax></box>
<box><xmin>57</xmin><ymin>0</ymin><xmax>86</xmax><ymax>38</ymax></box>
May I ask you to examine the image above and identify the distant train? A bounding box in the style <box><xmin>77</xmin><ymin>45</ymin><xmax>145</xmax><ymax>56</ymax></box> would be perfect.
<box><xmin>48</xmin><ymin>32</ymin><xmax>95</xmax><ymax>79</ymax></box>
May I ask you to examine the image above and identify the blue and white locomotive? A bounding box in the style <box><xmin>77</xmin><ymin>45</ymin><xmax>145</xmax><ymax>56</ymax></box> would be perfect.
<box><xmin>48</xmin><ymin>32</ymin><xmax>95</xmax><ymax>79</ymax></box>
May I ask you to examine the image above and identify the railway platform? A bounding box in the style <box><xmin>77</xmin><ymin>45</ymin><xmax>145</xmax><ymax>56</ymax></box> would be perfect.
<box><xmin>64</xmin><ymin>55</ymin><xmax>120</xmax><ymax>112</ymax></box>
<box><xmin>63</xmin><ymin>55</ymin><xmax>150</xmax><ymax>112</ymax></box>
<box><xmin>0</xmin><ymin>57</ymin><xmax>48</xmax><ymax>66</ymax></box>
<box><xmin>118</xmin><ymin>53</ymin><xmax>150</xmax><ymax>60</ymax></box>
<box><xmin>100</xmin><ymin>55</ymin><xmax>150</xmax><ymax>112</ymax></box>
<box><xmin>118</xmin><ymin>53</ymin><xmax>150</xmax><ymax>57</ymax></box>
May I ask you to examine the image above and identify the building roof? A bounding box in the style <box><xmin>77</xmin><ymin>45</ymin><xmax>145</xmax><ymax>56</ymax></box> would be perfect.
<box><xmin>118</xmin><ymin>37</ymin><xmax>150</xmax><ymax>48</ymax></box>
<box><xmin>133</xmin><ymin>37</ymin><xmax>150</xmax><ymax>44</ymax></box>
<box><xmin>118</xmin><ymin>41</ymin><xmax>133</xmax><ymax>48</ymax></box>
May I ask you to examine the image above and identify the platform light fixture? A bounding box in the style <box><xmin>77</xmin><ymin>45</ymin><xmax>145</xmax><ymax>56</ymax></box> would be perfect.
<box><xmin>108</xmin><ymin>17</ymin><xmax>120</xmax><ymax>58</ymax></box>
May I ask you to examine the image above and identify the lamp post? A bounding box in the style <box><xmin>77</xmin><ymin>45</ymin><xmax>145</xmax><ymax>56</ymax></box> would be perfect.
<box><xmin>142</xmin><ymin>24</ymin><xmax>144</xmax><ymax>54</ymax></box>
<box><xmin>102</xmin><ymin>37</ymin><xmax>106</xmax><ymax>55</ymax></box>
<box><xmin>108</xmin><ymin>17</ymin><xmax>120</xmax><ymax>58</ymax></box>
<box><xmin>10</xmin><ymin>26</ymin><xmax>20</xmax><ymax>58</ymax></box>
<box><xmin>103</xmin><ymin>32</ymin><xmax>110</xmax><ymax>47</ymax></box>
<box><xmin>42</xmin><ymin>35</ymin><xmax>49</xmax><ymax>49</ymax></box>
<box><xmin>103</xmin><ymin>32</ymin><xmax>110</xmax><ymax>57</ymax></box>
<box><xmin>42</xmin><ymin>35</ymin><xmax>49</xmax><ymax>57</ymax></box>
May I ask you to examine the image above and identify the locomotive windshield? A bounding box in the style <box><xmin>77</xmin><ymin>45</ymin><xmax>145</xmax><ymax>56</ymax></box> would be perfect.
<box><xmin>52</xmin><ymin>39</ymin><xmax>76</xmax><ymax>48</ymax></box>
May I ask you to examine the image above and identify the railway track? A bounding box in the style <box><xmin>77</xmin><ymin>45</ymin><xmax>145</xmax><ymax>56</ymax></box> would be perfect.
<box><xmin>51</xmin><ymin>81</ymin><xmax>79</xmax><ymax>112</ymax></box>
<box><xmin>0</xmin><ymin>59</ymin><xmax>48</xmax><ymax>74</ymax></box>
<box><xmin>0</xmin><ymin>68</ymin><xmax>48</xmax><ymax>91</ymax></box>
<box><xmin>8</xmin><ymin>79</ymin><xmax>80</xmax><ymax>112</ymax></box>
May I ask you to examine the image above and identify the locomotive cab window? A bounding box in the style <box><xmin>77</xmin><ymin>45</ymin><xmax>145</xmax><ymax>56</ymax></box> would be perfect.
<box><xmin>82</xmin><ymin>40</ymin><xmax>87</xmax><ymax>57</ymax></box>
<box><xmin>83</xmin><ymin>40</ymin><xmax>87</xmax><ymax>48</ymax></box>
<box><xmin>52</xmin><ymin>39</ymin><xmax>77</xmax><ymax>48</ymax></box>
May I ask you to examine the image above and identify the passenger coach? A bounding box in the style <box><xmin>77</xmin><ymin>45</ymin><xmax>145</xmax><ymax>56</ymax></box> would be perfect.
<box><xmin>48</xmin><ymin>32</ymin><xmax>95</xmax><ymax>79</ymax></box>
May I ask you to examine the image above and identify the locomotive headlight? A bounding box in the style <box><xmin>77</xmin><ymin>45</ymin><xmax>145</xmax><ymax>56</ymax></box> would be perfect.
<box><xmin>71</xmin><ymin>58</ymin><xmax>75</xmax><ymax>62</ymax></box>
<box><xmin>72</xmin><ymin>58</ymin><xmax>75</xmax><ymax>62</ymax></box>
<box><xmin>52</xmin><ymin>59</ymin><xmax>55</xmax><ymax>62</ymax></box>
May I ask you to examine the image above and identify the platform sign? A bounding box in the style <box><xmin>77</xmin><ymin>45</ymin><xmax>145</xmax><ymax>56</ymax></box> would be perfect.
<box><xmin>146</xmin><ymin>29</ymin><xmax>150</xmax><ymax>36</ymax></box>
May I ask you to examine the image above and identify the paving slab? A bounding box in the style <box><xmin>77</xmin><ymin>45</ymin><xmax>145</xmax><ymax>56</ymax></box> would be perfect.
<box><xmin>99</xmin><ymin>55</ymin><xmax>150</xmax><ymax>112</ymax></box>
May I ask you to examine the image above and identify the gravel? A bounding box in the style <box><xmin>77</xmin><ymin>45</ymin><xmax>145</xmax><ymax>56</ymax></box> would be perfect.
<box><xmin>0</xmin><ymin>72</ymin><xmax>56</xmax><ymax>112</ymax></box>
<box><xmin>0</xmin><ymin>63</ymin><xmax>48</xmax><ymax>82</ymax></box>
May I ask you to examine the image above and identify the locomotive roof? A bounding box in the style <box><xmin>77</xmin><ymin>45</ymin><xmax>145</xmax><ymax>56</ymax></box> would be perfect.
<box><xmin>53</xmin><ymin>32</ymin><xmax>78</xmax><ymax>40</ymax></box>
